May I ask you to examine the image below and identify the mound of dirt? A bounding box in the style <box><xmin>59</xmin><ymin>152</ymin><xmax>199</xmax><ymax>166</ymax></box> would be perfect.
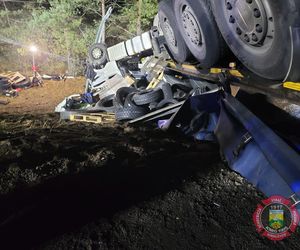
<box><xmin>0</xmin><ymin>114</ymin><xmax>299</xmax><ymax>250</ymax></box>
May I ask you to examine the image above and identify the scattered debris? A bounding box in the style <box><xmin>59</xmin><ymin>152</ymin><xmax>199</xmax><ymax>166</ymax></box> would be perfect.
<box><xmin>42</xmin><ymin>74</ymin><xmax>75</xmax><ymax>81</ymax></box>
<box><xmin>2</xmin><ymin>89</ymin><xmax>19</xmax><ymax>98</ymax></box>
<box><xmin>213</xmin><ymin>202</ymin><xmax>221</xmax><ymax>208</ymax></box>
<box><xmin>56</xmin><ymin>52</ymin><xmax>217</xmax><ymax>123</ymax></box>
<box><xmin>0</xmin><ymin>71</ymin><xmax>26</xmax><ymax>85</ymax></box>
<box><xmin>0</xmin><ymin>100</ymin><xmax>9</xmax><ymax>105</ymax></box>
<box><xmin>0</xmin><ymin>71</ymin><xmax>43</xmax><ymax>99</ymax></box>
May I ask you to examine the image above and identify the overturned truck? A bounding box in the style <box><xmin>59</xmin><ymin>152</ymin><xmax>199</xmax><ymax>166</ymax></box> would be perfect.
<box><xmin>84</xmin><ymin>0</ymin><xmax>300</xmax><ymax>104</ymax></box>
<box><xmin>59</xmin><ymin>0</ymin><xmax>300</xmax><ymax>231</ymax></box>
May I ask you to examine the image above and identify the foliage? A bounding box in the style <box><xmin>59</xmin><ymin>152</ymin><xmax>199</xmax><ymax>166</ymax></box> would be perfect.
<box><xmin>0</xmin><ymin>0</ymin><xmax>157</xmax><ymax>75</ymax></box>
<box><xmin>107</xmin><ymin>0</ymin><xmax>157</xmax><ymax>41</ymax></box>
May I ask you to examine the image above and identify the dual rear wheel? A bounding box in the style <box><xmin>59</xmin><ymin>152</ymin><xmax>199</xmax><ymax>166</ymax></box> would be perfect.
<box><xmin>158</xmin><ymin>0</ymin><xmax>300</xmax><ymax>81</ymax></box>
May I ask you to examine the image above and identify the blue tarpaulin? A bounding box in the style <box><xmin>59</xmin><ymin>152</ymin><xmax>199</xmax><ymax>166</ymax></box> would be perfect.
<box><xmin>164</xmin><ymin>90</ymin><xmax>300</xmax><ymax>214</ymax></box>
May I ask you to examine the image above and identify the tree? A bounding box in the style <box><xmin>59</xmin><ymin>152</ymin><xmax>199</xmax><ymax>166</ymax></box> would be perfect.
<box><xmin>0</xmin><ymin>0</ymin><xmax>158</xmax><ymax>74</ymax></box>
<box><xmin>101</xmin><ymin>0</ymin><xmax>106</xmax><ymax>42</ymax></box>
<box><xmin>137</xmin><ymin>0</ymin><xmax>142</xmax><ymax>35</ymax></box>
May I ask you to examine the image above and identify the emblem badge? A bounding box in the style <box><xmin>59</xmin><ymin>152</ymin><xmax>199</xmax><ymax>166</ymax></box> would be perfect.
<box><xmin>253</xmin><ymin>195</ymin><xmax>300</xmax><ymax>241</ymax></box>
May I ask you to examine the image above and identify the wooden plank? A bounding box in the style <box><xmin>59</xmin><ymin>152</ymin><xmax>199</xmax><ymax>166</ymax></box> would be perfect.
<box><xmin>146</xmin><ymin>70</ymin><xmax>164</xmax><ymax>89</ymax></box>
<box><xmin>88</xmin><ymin>113</ymin><xmax>115</xmax><ymax>120</ymax></box>
<box><xmin>69</xmin><ymin>113</ymin><xmax>115</xmax><ymax>124</ymax></box>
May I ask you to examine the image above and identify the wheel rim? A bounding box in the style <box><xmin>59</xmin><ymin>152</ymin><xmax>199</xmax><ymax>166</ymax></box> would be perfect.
<box><xmin>92</xmin><ymin>47</ymin><xmax>103</xmax><ymax>60</ymax></box>
<box><xmin>181</xmin><ymin>5</ymin><xmax>202</xmax><ymax>46</ymax></box>
<box><xmin>224</xmin><ymin>0</ymin><xmax>275</xmax><ymax>47</ymax></box>
<box><xmin>162</xmin><ymin>17</ymin><xmax>178</xmax><ymax>52</ymax></box>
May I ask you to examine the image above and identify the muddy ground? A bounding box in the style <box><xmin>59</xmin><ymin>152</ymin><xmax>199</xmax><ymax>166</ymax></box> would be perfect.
<box><xmin>0</xmin><ymin>81</ymin><xmax>300</xmax><ymax>249</ymax></box>
<box><xmin>0</xmin><ymin>115</ymin><xmax>300</xmax><ymax>250</ymax></box>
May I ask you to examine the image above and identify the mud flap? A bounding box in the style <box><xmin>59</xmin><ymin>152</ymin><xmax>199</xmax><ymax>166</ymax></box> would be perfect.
<box><xmin>215</xmin><ymin>94</ymin><xmax>300</xmax><ymax>213</ymax></box>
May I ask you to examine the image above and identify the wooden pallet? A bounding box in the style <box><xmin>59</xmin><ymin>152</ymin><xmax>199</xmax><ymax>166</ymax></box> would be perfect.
<box><xmin>0</xmin><ymin>71</ymin><xmax>26</xmax><ymax>84</ymax></box>
<box><xmin>69</xmin><ymin>113</ymin><xmax>115</xmax><ymax>124</ymax></box>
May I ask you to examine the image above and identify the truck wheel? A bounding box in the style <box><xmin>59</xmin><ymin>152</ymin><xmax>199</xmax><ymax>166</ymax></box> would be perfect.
<box><xmin>95</xmin><ymin>94</ymin><xmax>115</xmax><ymax>113</ymax></box>
<box><xmin>158</xmin><ymin>0</ymin><xmax>192</xmax><ymax>63</ymax></box>
<box><xmin>211</xmin><ymin>0</ymin><xmax>300</xmax><ymax>80</ymax></box>
<box><xmin>174</xmin><ymin>0</ymin><xmax>226</xmax><ymax>68</ymax></box>
<box><xmin>115</xmin><ymin>106</ymin><xmax>148</xmax><ymax>121</ymax></box>
<box><xmin>132</xmin><ymin>89</ymin><xmax>163</xmax><ymax>106</ymax></box>
<box><xmin>113</xmin><ymin>87</ymin><xmax>137</xmax><ymax>109</ymax></box>
<box><xmin>88</xmin><ymin>43</ymin><xmax>108</xmax><ymax>68</ymax></box>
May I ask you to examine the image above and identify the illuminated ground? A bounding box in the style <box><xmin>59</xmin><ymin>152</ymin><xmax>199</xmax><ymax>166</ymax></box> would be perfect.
<box><xmin>0</xmin><ymin>78</ymin><xmax>84</xmax><ymax>114</ymax></box>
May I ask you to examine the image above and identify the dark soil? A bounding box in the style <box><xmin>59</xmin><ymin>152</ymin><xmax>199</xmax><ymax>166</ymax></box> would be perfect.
<box><xmin>0</xmin><ymin>114</ymin><xmax>300</xmax><ymax>250</ymax></box>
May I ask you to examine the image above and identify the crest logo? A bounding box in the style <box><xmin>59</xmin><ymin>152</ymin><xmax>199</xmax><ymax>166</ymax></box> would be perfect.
<box><xmin>269</xmin><ymin>208</ymin><xmax>284</xmax><ymax>230</ymax></box>
<box><xmin>253</xmin><ymin>195</ymin><xmax>300</xmax><ymax>241</ymax></box>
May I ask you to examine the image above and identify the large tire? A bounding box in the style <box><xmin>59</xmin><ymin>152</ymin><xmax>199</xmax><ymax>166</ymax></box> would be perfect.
<box><xmin>88</xmin><ymin>43</ymin><xmax>108</xmax><ymax>67</ymax></box>
<box><xmin>114</xmin><ymin>89</ymin><xmax>149</xmax><ymax>121</ymax></box>
<box><xmin>173</xmin><ymin>0</ymin><xmax>226</xmax><ymax>68</ymax></box>
<box><xmin>157</xmin><ymin>99</ymin><xmax>178</xmax><ymax>109</ymax></box>
<box><xmin>158</xmin><ymin>0</ymin><xmax>192</xmax><ymax>63</ymax></box>
<box><xmin>114</xmin><ymin>87</ymin><xmax>137</xmax><ymax>109</ymax></box>
<box><xmin>115</xmin><ymin>106</ymin><xmax>148</xmax><ymax>121</ymax></box>
<box><xmin>211</xmin><ymin>0</ymin><xmax>300</xmax><ymax>80</ymax></box>
<box><xmin>161</xmin><ymin>82</ymin><xmax>173</xmax><ymax>100</ymax></box>
<box><xmin>132</xmin><ymin>89</ymin><xmax>163</xmax><ymax>106</ymax></box>
<box><xmin>95</xmin><ymin>94</ymin><xmax>115</xmax><ymax>113</ymax></box>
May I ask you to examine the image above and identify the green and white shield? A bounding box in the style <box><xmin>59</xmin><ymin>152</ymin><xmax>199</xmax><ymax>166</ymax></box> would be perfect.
<box><xmin>269</xmin><ymin>209</ymin><xmax>285</xmax><ymax>230</ymax></box>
